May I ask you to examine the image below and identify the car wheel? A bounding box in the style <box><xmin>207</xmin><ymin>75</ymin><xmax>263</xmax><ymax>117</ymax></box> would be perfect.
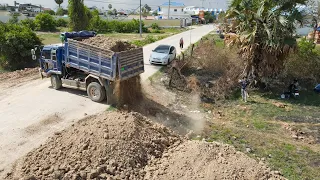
<box><xmin>51</xmin><ymin>75</ymin><xmax>62</xmax><ymax>90</ymax></box>
<box><xmin>87</xmin><ymin>82</ymin><xmax>106</xmax><ymax>102</ymax></box>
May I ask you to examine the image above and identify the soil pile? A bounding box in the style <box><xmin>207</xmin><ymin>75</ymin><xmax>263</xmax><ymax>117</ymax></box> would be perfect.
<box><xmin>144</xmin><ymin>141</ymin><xmax>286</xmax><ymax>180</ymax></box>
<box><xmin>0</xmin><ymin>68</ymin><xmax>38</xmax><ymax>81</ymax></box>
<box><xmin>82</xmin><ymin>36</ymin><xmax>137</xmax><ymax>52</ymax></box>
<box><xmin>10</xmin><ymin>111</ymin><xmax>180</xmax><ymax>180</ymax></box>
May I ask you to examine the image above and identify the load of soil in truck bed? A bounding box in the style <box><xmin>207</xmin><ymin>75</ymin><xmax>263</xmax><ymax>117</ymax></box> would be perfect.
<box><xmin>81</xmin><ymin>35</ymin><xmax>137</xmax><ymax>52</ymax></box>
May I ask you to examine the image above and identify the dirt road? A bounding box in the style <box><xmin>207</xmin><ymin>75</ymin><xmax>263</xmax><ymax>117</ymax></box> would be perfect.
<box><xmin>0</xmin><ymin>25</ymin><xmax>215</xmax><ymax>176</ymax></box>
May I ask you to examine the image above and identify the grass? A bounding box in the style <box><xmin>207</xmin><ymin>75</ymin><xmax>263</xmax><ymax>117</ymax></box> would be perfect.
<box><xmin>38</xmin><ymin>28</ymin><xmax>185</xmax><ymax>45</ymax></box>
<box><xmin>202</xmin><ymin>90</ymin><xmax>320</xmax><ymax>180</ymax></box>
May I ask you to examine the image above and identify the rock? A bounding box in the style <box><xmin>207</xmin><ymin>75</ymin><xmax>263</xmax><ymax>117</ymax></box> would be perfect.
<box><xmin>89</xmin><ymin>170</ymin><xmax>99</xmax><ymax>179</ymax></box>
<box><xmin>246</xmin><ymin>148</ymin><xmax>252</xmax><ymax>153</ymax></box>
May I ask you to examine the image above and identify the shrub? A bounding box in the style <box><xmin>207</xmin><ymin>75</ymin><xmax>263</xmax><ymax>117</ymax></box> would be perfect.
<box><xmin>151</xmin><ymin>23</ymin><xmax>160</xmax><ymax>30</ymax></box>
<box><xmin>8</xmin><ymin>14</ymin><xmax>19</xmax><ymax>24</ymax></box>
<box><xmin>20</xmin><ymin>19</ymin><xmax>36</xmax><ymax>30</ymax></box>
<box><xmin>0</xmin><ymin>24</ymin><xmax>42</xmax><ymax>70</ymax></box>
<box><xmin>89</xmin><ymin>19</ymin><xmax>149</xmax><ymax>33</ymax></box>
<box><xmin>282</xmin><ymin>38</ymin><xmax>320</xmax><ymax>84</ymax></box>
<box><xmin>56</xmin><ymin>18</ymin><xmax>68</xmax><ymax>27</ymax></box>
<box><xmin>44</xmin><ymin>10</ymin><xmax>55</xmax><ymax>15</ymax></box>
<box><xmin>34</xmin><ymin>13</ymin><xmax>56</xmax><ymax>31</ymax></box>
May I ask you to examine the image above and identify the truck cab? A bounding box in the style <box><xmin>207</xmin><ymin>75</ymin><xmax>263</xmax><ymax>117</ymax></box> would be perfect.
<box><xmin>38</xmin><ymin>44</ymin><xmax>64</xmax><ymax>78</ymax></box>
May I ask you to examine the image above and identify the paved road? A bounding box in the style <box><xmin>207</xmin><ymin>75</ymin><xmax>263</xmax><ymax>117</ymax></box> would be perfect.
<box><xmin>0</xmin><ymin>24</ymin><xmax>214</xmax><ymax>175</ymax></box>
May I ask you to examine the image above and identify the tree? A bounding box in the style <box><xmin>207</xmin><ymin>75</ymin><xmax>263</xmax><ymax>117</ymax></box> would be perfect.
<box><xmin>0</xmin><ymin>24</ymin><xmax>42</xmax><ymax>70</ymax></box>
<box><xmin>55</xmin><ymin>0</ymin><xmax>63</xmax><ymax>8</ymax></box>
<box><xmin>113</xmin><ymin>8</ymin><xmax>117</xmax><ymax>16</ymax></box>
<box><xmin>152</xmin><ymin>10</ymin><xmax>158</xmax><ymax>16</ymax></box>
<box><xmin>204</xmin><ymin>12</ymin><xmax>214</xmax><ymax>23</ymax></box>
<box><xmin>34</xmin><ymin>13</ymin><xmax>56</xmax><ymax>31</ymax></box>
<box><xmin>68</xmin><ymin>0</ymin><xmax>89</xmax><ymax>31</ymax></box>
<box><xmin>107</xmin><ymin>10</ymin><xmax>113</xmax><ymax>16</ymax></box>
<box><xmin>144</xmin><ymin>4</ymin><xmax>151</xmax><ymax>12</ymax></box>
<box><xmin>56</xmin><ymin>7</ymin><xmax>65</xmax><ymax>16</ymax></box>
<box><xmin>44</xmin><ymin>9</ymin><xmax>55</xmax><ymax>15</ymax></box>
<box><xmin>108</xmin><ymin>4</ymin><xmax>112</xmax><ymax>10</ymax></box>
<box><xmin>225</xmin><ymin>0</ymin><xmax>308</xmax><ymax>82</ymax></box>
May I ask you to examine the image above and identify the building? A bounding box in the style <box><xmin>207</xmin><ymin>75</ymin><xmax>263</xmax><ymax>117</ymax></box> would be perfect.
<box><xmin>158</xmin><ymin>2</ymin><xmax>191</xmax><ymax>19</ymax></box>
<box><xmin>183</xmin><ymin>6</ymin><xmax>224</xmax><ymax>15</ymax></box>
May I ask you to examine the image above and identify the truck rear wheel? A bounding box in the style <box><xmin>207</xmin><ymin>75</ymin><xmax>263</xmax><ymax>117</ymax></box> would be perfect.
<box><xmin>87</xmin><ymin>82</ymin><xmax>106</xmax><ymax>102</ymax></box>
<box><xmin>51</xmin><ymin>75</ymin><xmax>62</xmax><ymax>90</ymax></box>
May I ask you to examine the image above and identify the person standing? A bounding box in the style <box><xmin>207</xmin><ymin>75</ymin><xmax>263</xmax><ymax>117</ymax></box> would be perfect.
<box><xmin>239</xmin><ymin>77</ymin><xmax>249</xmax><ymax>102</ymax></box>
<box><xmin>179</xmin><ymin>37</ymin><xmax>184</xmax><ymax>49</ymax></box>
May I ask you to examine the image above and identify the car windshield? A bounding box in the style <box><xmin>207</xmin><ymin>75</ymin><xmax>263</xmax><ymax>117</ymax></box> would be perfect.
<box><xmin>316</xmin><ymin>84</ymin><xmax>320</xmax><ymax>89</ymax></box>
<box><xmin>154</xmin><ymin>46</ymin><xmax>170</xmax><ymax>54</ymax></box>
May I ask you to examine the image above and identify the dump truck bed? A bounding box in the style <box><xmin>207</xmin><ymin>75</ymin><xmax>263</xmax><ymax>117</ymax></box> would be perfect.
<box><xmin>65</xmin><ymin>39</ymin><xmax>144</xmax><ymax>81</ymax></box>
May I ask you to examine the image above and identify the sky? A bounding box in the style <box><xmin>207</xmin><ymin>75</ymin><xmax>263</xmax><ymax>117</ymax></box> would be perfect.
<box><xmin>0</xmin><ymin>0</ymin><xmax>228</xmax><ymax>11</ymax></box>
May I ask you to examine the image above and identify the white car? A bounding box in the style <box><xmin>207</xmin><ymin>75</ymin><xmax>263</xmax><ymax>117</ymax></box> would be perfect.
<box><xmin>149</xmin><ymin>45</ymin><xmax>176</xmax><ymax>65</ymax></box>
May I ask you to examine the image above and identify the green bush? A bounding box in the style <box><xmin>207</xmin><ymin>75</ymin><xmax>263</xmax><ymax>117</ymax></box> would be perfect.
<box><xmin>8</xmin><ymin>14</ymin><xmax>19</xmax><ymax>24</ymax></box>
<box><xmin>34</xmin><ymin>13</ymin><xmax>56</xmax><ymax>31</ymax></box>
<box><xmin>131</xmin><ymin>35</ymin><xmax>166</xmax><ymax>47</ymax></box>
<box><xmin>44</xmin><ymin>10</ymin><xmax>55</xmax><ymax>15</ymax></box>
<box><xmin>0</xmin><ymin>24</ymin><xmax>42</xmax><ymax>70</ymax></box>
<box><xmin>151</xmin><ymin>23</ymin><xmax>160</xmax><ymax>30</ymax></box>
<box><xmin>282</xmin><ymin>38</ymin><xmax>320</xmax><ymax>83</ymax></box>
<box><xmin>89</xmin><ymin>19</ymin><xmax>149</xmax><ymax>33</ymax></box>
<box><xmin>56</xmin><ymin>18</ymin><xmax>68</xmax><ymax>27</ymax></box>
<box><xmin>20</xmin><ymin>19</ymin><xmax>36</xmax><ymax>30</ymax></box>
<box><xmin>151</xmin><ymin>29</ymin><xmax>162</xmax><ymax>33</ymax></box>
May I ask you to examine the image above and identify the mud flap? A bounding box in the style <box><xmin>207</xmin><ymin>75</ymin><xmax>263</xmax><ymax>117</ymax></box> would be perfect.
<box><xmin>104</xmin><ymin>80</ymin><xmax>117</xmax><ymax>106</ymax></box>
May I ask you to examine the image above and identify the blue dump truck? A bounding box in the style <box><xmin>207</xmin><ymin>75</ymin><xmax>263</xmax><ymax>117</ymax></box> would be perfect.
<box><xmin>31</xmin><ymin>31</ymin><xmax>144</xmax><ymax>104</ymax></box>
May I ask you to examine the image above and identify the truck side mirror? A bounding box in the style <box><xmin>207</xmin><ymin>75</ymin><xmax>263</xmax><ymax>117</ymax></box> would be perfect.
<box><xmin>32</xmin><ymin>55</ymin><xmax>37</xmax><ymax>60</ymax></box>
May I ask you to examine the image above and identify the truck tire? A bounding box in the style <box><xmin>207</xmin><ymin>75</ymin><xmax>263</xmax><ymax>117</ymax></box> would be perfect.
<box><xmin>51</xmin><ymin>75</ymin><xmax>62</xmax><ymax>90</ymax></box>
<box><xmin>87</xmin><ymin>82</ymin><xmax>106</xmax><ymax>102</ymax></box>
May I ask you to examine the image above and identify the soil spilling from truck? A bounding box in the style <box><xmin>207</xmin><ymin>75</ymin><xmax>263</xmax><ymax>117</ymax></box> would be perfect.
<box><xmin>82</xmin><ymin>35</ymin><xmax>143</xmax><ymax>107</ymax></box>
<box><xmin>9</xmin><ymin>111</ymin><xmax>285</xmax><ymax>180</ymax></box>
<box><xmin>114</xmin><ymin>76</ymin><xmax>143</xmax><ymax>107</ymax></box>
<box><xmin>82</xmin><ymin>35</ymin><xmax>137</xmax><ymax>52</ymax></box>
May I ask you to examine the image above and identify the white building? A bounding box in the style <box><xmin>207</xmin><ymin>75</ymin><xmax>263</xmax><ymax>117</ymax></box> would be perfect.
<box><xmin>183</xmin><ymin>6</ymin><xmax>224</xmax><ymax>15</ymax></box>
<box><xmin>158</xmin><ymin>2</ymin><xmax>191</xmax><ymax>19</ymax></box>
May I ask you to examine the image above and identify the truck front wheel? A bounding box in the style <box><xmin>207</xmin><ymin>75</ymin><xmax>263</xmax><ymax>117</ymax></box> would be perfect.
<box><xmin>87</xmin><ymin>82</ymin><xmax>106</xmax><ymax>102</ymax></box>
<box><xmin>51</xmin><ymin>75</ymin><xmax>62</xmax><ymax>90</ymax></box>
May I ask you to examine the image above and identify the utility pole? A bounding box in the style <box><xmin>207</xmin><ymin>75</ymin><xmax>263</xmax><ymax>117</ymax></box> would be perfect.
<box><xmin>139</xmin><ymin>0</ymin><xmax>142</xmax><ymax>38</ymax></box>
<box><xmin>168</xmin><ymin>0</ymin><xmax>170</xmax><ymax>19</ymax></box>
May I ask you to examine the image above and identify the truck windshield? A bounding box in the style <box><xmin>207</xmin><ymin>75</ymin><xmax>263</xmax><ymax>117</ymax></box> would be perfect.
<box><xmin>42</xmin><ymin>50</ymin><xmax>51</xmax><ymax>59</ymax></box>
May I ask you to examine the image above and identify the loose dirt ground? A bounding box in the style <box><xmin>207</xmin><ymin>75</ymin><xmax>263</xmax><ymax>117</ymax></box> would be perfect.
<box><xmin>8</xmin><ymin>111</ymin><xmax>284</xmax><ymax>180</ymax></box>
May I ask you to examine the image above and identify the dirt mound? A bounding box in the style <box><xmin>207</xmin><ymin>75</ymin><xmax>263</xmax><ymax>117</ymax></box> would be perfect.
<box><xmin>0</xmin><ymin>68</ymin><xmax>38</xmax><ymax>81</ymax></box>
<box><xmin>10</xmin><ymin>111</ymin><xmax>180</xmax><ymax>180</ymax></box>
<box><xmin>82</xmin><ymin>35</ymin><xmax>137</xmax><ymax>52</ymax></box>
<box><xmin>114</xmin><ymin>76</ymin><xmax>143</xmax><ymax>107</ymax></box>
<box><xmin>144</xmin><ymin>141</ymin><xmax>286</xmax><ymax>180</ymax></box>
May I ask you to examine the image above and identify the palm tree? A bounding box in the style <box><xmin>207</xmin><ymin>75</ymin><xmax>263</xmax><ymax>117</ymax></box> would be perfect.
<box><xmin>108</xmin><ymin>4</ymin><xmax>112</xmax><ymax>10</ymax></box>
<box><xmin>55</xmin><ymin>0</ymin><xmax>63</xmax><ymax>8</ymax></box>
<box><xmin>226</xmin><ymin>0</ymin><xmax>307</xmax><ymax>82</ymax></box>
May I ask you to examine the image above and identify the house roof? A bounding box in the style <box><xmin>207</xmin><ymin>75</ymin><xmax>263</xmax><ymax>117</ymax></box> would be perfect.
<box><xmin>161</xmin><ymin>2</ymin><xmax>185</xmax><ymax>7</ymax></box>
